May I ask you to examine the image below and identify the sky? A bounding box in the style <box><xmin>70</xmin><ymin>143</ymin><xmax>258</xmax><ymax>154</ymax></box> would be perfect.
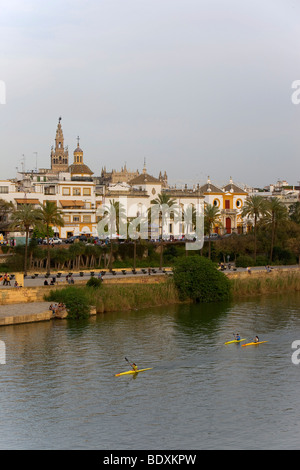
<box><xmin>1</xmin><ymin>0</ymin><xmax>300</xmax><ymax>189</ymax></box>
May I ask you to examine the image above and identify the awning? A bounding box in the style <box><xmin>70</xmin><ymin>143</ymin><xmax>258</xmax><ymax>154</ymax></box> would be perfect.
<box><xmin>15</xmin><ymin>198</ymin><xmax>40</xmax><ymax>204</ymax></box>
<box><xmin>59</xmin><ymin>200</ymin><xmax>85</xmax><ymax>207</ymax></box>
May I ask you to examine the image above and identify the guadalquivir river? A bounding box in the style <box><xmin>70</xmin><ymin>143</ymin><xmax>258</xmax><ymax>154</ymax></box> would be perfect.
<box><xmin>0</xmin><ymin>293</ymin><xmax>300</xmax><ymax>450</ymax></box>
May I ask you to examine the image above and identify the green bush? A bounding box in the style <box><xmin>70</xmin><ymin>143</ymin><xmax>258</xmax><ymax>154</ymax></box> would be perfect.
<box><xmin>255</xmin><ymin>255</ymin><xmax>269</xmax><ymax>266</ymax></box>
<box><xmin>235</xmin><ymin>255</ymin><xmax>255</xmax><ymax>268</ymax></box>
<box><xmin>45</xmin><ymin>286</ymin><xmax>91</xmax><ymax>319</ymax></box>
<box><xmin>272</xmin><ymin>247</ymin><xmax>297</xmax><ymax>265</ymax></box>
<box><xmin>173</xmin><ymin>256</ymin><xmax>231</xmax><ymax>303</ymax></box>
<box><xmin>86</xmin><ymin>276</ymin><xmax>102</xmax><ymax>288</ymax></box>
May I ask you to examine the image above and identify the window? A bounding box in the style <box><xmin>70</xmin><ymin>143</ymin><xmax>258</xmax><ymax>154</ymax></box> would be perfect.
<box><xmin>213</xmin><ymin>199</ymin><xmax>220</xmax><ymax>208</ymax></box>
<box><xmin>0</xmin><ymin>186</ymin><xmax>8</xmax><ymax>194</ymax></box>
<box><xmin>83</xmin><ymin>188</ymin><xmax>91</xmax><ymax>196</ymax></box>
<box><xmin>73</xmin><ymin>188</ymin><xmax>81</xmax><ymax>196</ymax></box>
<box><xmin>73</xmin><ymin>216</ymin><xmax>80</xmax><ymax>222</ymax></box>
<box><xmin>83</xmin><ymin>215</ymin><xmax>91</xmax><ymax>223</ymax></box>
<box><xmin>62</xmin><ymin>187</ymin><xmax>70</xmax><ymax>195</ymax></box>
<box><xmin>236</xmin><ymin>199</ymin><xmax>242</xmax><ymax>208</ymax></box>
<box><xmin>63</xmin><ymin>215</ymin><xmax>71</xmax><ymax>223</ymax></box>
<box><xmin>225</xmin><ymin>200</ymin><xmax>230</xmax><ymax>209</ymax></box>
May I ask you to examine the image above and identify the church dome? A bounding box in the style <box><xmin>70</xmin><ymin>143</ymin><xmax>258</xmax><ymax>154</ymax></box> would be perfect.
<box><xmin>68</xmin><ymin>163</ymin><xmax>93</xmax><ymax>175</ymax></box>
<box><xmin>68</xmin><ymin>136</ymin><xmax>93</xmax><ymax>175</ymax></box>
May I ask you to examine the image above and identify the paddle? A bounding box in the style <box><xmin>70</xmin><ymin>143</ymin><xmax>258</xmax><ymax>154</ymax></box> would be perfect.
<box><xmin>125</xmin><ymin>357</ymin><xmax>136</xmax><ymax>371</ymax></box>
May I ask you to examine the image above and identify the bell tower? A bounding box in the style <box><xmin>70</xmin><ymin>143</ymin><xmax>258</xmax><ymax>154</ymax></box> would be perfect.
<box><xmin>50</xmin><ymin>117</ymin><xmax>69</xmax><ymax>172</ymax></box>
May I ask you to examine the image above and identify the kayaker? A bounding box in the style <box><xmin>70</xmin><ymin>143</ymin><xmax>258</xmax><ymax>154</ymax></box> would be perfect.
<box><xmin>131</xmin><ymin>363</ymin><xmax>138</xmax><ymax>372</ymax></box>
<box><xmin>254</xmin><ymin>336</ymin><xmax>259</xmax><ymax>343</ymax></box>
<box><xmin>234</xmin><ymin>333</ymin><xmax>241</xmax><ymax>341</ymax></box>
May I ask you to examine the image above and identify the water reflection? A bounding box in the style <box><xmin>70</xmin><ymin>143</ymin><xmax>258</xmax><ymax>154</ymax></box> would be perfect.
<box><xmin>0</xmin><ymin>293</ymin><xmax>300</xmax><ymax>449</ymax></box>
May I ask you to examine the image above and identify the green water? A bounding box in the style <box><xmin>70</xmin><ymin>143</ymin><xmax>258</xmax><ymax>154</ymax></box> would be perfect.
<box><xmin>0</xmin><ymin>293</ymin><xmax>300</xmax><ymax>449</ymax></box>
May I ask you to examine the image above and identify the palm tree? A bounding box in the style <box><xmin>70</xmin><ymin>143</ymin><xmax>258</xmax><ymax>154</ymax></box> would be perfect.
<box><xmin>204</xmin><ymin>204</ymin><xmax>221</xmax><ymax>259</ymax></box>
<box><xmin>100</xmin><ymin>199</ymin><xmax>127</xmax><ymax>271</ymax></box>
<box><xmin>128</xmin><ymin>215</ymin><xmax>147</xmax><ymax>270</ymax></box>
<box><xmin>263</xmin><ymin>198</ymin><xmax>288</xmax><ymax>262</ymax></box>
<box><xmin>149</xmin><ymin>193</ymin><xmax>177</xmax><ymax>269</ymax></box>
<box><xmin>36</xmin><ymin>201</ymin><xmax>64</xmax><ymax>275</ymax></box>
<box><xmin>10</xmin><ymin>204</ymin><xmax>40</xmax><ymax>275</ymax></box>
<box><xmin>241</xmin><ymin>195</ymin><xmax>266</xmax><ymax>263</ymax></box>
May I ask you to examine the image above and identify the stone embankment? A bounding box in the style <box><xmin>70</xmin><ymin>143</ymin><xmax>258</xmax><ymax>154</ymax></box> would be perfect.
<box><xmin>0</xmin><ymin>274</ymin><xmax>166</xmax><ymax>326</ymax></box>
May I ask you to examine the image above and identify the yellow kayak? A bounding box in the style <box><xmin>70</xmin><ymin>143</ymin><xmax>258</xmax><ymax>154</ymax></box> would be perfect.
<box><xmin>115</xmin><ymin>368</ymin><xmax>153</xmax><ymax>377</ymax></box>
<box><xmin>242</xmin><ymin>341</ymin><xmax>268</xmax><ymax>347</ymax></box>
<box><xmin>225</xmin><ymin>338</ymin><xmax>246</xmax><ymax>345</ymax></box>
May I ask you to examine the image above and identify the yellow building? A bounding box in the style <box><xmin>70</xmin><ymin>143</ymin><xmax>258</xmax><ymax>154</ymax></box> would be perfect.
<box><xmin>199</xmin><ymin>177</ymin><xmax>248</xmax><ymax>234</ymax></box>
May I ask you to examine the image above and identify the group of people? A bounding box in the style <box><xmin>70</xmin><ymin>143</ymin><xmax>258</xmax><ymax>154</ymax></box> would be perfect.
<box><xmin>66</xmin><ymin>274</ymin><xmax>75</xmax><ymax>284</ymax></box>
<box><xmin>0</xmin><ymin>273</ymin><xmax>11</xmax><ymax>285</ymax></box>
<box><xmin>234</xmin><ymin>333</ymin><xmax>259</xmax><ymax>343</ymax></box>
<box><xmin>44</xmin><ymin>277</ymin><xmax>57</xmax><ymax>286</ymax></box>
<box><xmin>49</xmin><ymin>303</ymin><xmax>66</xmax><ymax>316</ymax></box>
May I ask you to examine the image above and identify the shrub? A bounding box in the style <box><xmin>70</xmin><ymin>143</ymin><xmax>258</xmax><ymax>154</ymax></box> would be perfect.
<box><xmin>255</xmin><ymin>255</ymin><xmax>269</xmax><ymax>266</ymax></box>
<box><xmin>45</xmin><ymin>286</ymin><xmax>91</xmax><ymax>319</ymax></box>
<box><xmin>272</xmin><ymin>247</ymin><xmax>297</xmax><ymax>265</ymax></box>
<box><xmin>235</xmin><ymin>255</ymin><xmax>255</xmax><ymax>268</ymax></box>
<box><xmin>86</xmin><ymin>276</ymin><xmax>102</xmax><ymax>288</ymax></box>
<box><xmin>173</xmin><ymin>256</ymin><xmax>231</xmax><ymax>303</ymax></box>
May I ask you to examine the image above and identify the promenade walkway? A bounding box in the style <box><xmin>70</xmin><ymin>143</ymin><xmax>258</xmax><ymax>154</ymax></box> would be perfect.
<box><xmin>0</xmin><ymin>301</ymin><xmax>52</xmax><ymax>326</ymax></box>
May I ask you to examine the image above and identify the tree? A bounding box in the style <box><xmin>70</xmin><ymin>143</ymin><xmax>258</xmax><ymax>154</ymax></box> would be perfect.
<box><xmin>0</xmin><ymin>199</ymin><xmax>14</xmax><ymax>234</ymax></box>
<box><xmin>10</xmin><ymin>204</ymin><xmax>40</xmax><ymax>275</ymax></box>
<box><xmin>149</xmin><ymin>193</ymin><xmax>177</xmax><ymax>269</ymax></box>
<box><xmin>241</xmin><ymin>195</ymin><xmax>266</xmax><ymax>263</ymax></box>
<box><xmin>173</xmin><ymin>256</ymin><xmax>231</xmax><ymax>303</ymax></box>
<box><xmin>204</xmin><ymin>204</ymin><xmax>221</xmax><ymax>259</ymax></box>
<box><xmin>289</xmin><ymin>201</ymin><xmax>300</xmax><ymax>225</ymax></box>
<box><xmin>99</xmin><ymin>199</ymin><xmax>127</xmax><ymax>271</ymax></box>
<box><xmin>47</xmin><ymin>286</ymin><xmax>91</xmax><ymax>319</ymax></box>
<box><xmin>36</xmin><ymin>201</ymin><xmax>64</xmax><ymax>275</ymax></box>
<box><xmin>263</xmin><ymin>198</ymin><xmax>288</xmax><ymax>262</ymax></box>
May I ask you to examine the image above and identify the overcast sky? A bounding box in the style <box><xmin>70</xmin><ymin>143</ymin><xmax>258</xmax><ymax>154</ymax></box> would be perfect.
<box><xmin>1</xmin><ymin>0</ymin><xmax>300</xmax><ymax>188</ymax></box>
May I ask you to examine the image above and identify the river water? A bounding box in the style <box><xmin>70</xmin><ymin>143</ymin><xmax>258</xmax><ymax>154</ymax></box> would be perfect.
<box><xmin>0</xmin><ymin>293</ymin><xmax>300</xmax><ymax>450</ymax></box>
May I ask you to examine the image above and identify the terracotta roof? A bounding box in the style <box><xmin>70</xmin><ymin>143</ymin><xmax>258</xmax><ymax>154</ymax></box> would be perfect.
<box><xmin>129</xmin><ymin>173</ymin><xmax>160</xmax><ymax>185</ymax></box>
<box><xmin>68</xmin><ymin>163</ymin><xmax>93</xmax><ymax>175</ymax></box>
<box><xmin>198</xmin><ymin>183</ymin><xmax>224</xmax><ymax>194</ymax></box>
<box><xmin>223</xmin><ymin>183</ymin><xmax>247</xmax><ymax>194</ymax></box>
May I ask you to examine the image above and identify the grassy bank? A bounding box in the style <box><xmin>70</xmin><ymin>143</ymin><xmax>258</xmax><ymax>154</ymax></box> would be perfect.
<box><xmin>45</xmin><ymin>279</ymin><xmax>181</xmax><ymax>314</ymax></box>
<box><xmin>92</xmin><ymin>280</ymin><xmax>181</xmax><ymax>312</ymax></box>
<box><xmin>229</xmin><ymin>270</ymin><xmax>300</xmax><ymax>298</ymax></box>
